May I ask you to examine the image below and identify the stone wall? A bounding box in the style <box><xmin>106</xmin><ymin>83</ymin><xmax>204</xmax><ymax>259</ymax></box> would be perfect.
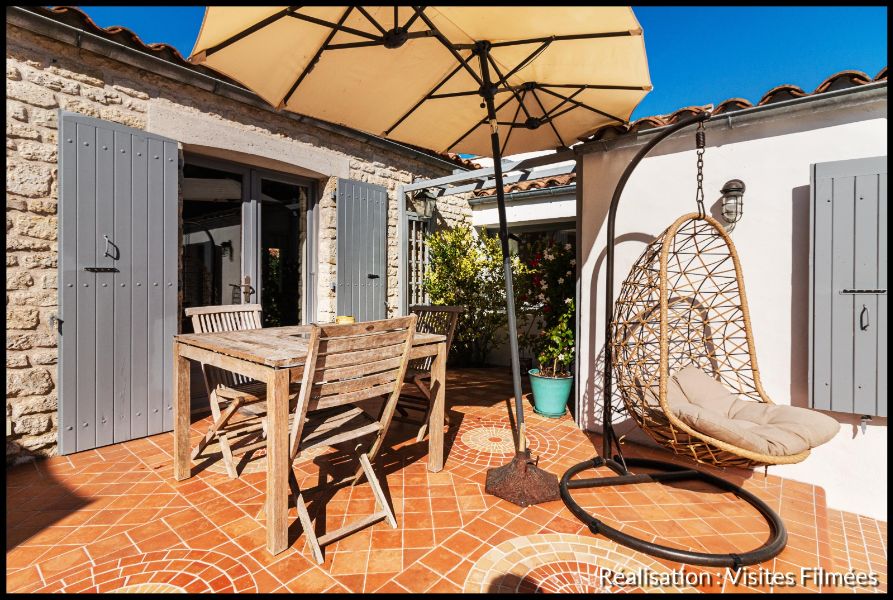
<box><xmin>5</xmin><ymin>22</ymin><xmax>470</xmax><ymax>463</ymax></box>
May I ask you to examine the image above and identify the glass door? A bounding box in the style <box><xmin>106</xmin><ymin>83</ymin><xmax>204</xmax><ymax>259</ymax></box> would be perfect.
<box><xmin>256</xmin><ymin>174</ymin><xmax>311</xmax><ymax>327</ymax></box>
<box><xmin>181</xmin><ymin>159</ymin><xmax>250</xmax><ymax>334</ymax></box>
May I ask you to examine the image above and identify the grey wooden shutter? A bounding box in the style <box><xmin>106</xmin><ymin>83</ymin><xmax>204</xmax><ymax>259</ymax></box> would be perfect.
<box><xmin>59</xmin><ymin>113</ymin><xmax>179</xmax><ymax>454</ymax></box>
<box><xmin>336</xmin><ymin>179</ymin><xmax>387</xmax><ymax>322</ymax></box>
<box><xmin>810</xmin><ymin>156</ymin><xmax>887</xmax><ymax>417</ymax></box>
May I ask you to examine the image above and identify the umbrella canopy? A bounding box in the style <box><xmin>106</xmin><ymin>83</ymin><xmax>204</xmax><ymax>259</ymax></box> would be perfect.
<box><xmin>190</xmin><ymin>6</ymin><xmax>651</xmax><ymax>156</ymax></box>
<box><xmin>190</xmin><ymin>6</ymin><xmax>651</xmax><ymax>505</ymax></box>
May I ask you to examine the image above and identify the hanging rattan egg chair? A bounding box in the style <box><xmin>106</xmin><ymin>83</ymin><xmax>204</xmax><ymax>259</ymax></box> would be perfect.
<box><xmin>560</xmin><ymin>112</ymin><xmax>839</xmax><ymax>570</ymax></box>
<box><xmin>611</xmin><ymin>212</ymin><xmax>823</xmax><ymax>469</ymax></box>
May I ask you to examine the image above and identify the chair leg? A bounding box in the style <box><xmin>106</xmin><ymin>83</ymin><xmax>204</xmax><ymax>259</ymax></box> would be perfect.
<box><xmin>289</xmin><ymin>470</ymin><xmax>324</xmax><ymax>564</ymax></box>
<box><xmin>192</xmin><ymin>398</ymin><xmax>243</xmax><ymax>479</ymax></box>
<box><xmin>360</xmin><ymin>453</ymin><xmax>397</xmax><ymax>529</ymax></box>
<box><xmin>218</xmin><ymin>432</ymin><xmax>240</xmax><ymax>479</ymax></box>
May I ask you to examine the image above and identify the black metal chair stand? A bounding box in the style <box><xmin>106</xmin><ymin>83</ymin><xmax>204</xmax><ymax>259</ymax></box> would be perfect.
<box><xmin>559</xmin><ymin>454</ymin><xmax>787</xmax><ymax>569</ymax></box>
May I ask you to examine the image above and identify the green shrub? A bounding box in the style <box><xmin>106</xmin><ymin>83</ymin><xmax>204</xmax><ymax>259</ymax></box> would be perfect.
<box><xmin>424</xmin><ymin>224</ymin><xmax>529</xmax><ymax>366</ymax></box>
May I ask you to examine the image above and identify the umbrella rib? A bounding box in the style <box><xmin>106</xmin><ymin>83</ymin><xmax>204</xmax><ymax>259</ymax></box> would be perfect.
<box><xmin>445</xmin><ymin>93</ymin><xmax>516</xmax><ymax>153</ymax></box>
<box><xmin>488</xmin><ymin>55</ymin><xmax>532</xmax><ymax>120</ymax></box>
<box><xmin>355</xmin><ymin>6</ymin><xmax>387</xmax><ymax>35</ymax></box>
<box><xmin>537</xmin><ymin>86</ymin><xmax>627</xmax><ymax>125</ymax></box>
<box><xmin>468</xmin><ymin>30</ymin><xmax>640</xmax><ymax>49</ymax></box>
<box><xmin>285</xmin><ymin>10</ymin><xmax>380</xmax><ymax>42</ymax></box>
<box><xmin>383</xmin><ymin>61</ymin><xmax>466</xmax><ymax>136</ymax></box>
<box><xmin>540</xmin><ymin>83</ymin><xmax>652</xmax><ymax>92</ymax></box>
<box><xmin>530</xmin><ymin>88</ymin><xmax>567</xmax><ymax>148</ymax></box>
<box><xmin>496</xmin><ymin>38</ymin><xmax>554</xmax><ymax>87</ymax></box>
<box><xmin>539</xmin><ymin>86</ymin><xmax>585</xmax><ymax>119</ymax></box>
<box><xmin>541</xmin><ymin>102</ymin><xmax>579</xmax><ymax>124</ymax></box>
<box><xmin>500</xmin><ymin>90</ymin><xmax>526</xmax><ymax>155</ymax></box>
<box><xmin>428</xmin><ymin>89</ymin><xmax>481</xmax><ymax>100</ymax></box>
<box><xmin>201</xmin><ymin>7</ymin><xmax>299</xmax><ymax>59</ymax></box>
<box><xmin>402</xmin><ymin>9</ymin><xmax>422</xmax><ymax>31</ymax></box>
<box><xmin>280</xmin><ymin>7</ymin><xmax>355</xmax><ymax>108</ymax></box>
<box><xmin>412</xmin><ymin>6</ymin><xmax>483</xmax><ymax>87</ymax></box>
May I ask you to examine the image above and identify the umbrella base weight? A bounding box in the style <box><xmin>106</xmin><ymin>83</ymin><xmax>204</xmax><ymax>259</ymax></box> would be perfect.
<box><xmin>485</xmin><ymin>450</ymin><xmax>560</xmax><ymax>507</ymax></box>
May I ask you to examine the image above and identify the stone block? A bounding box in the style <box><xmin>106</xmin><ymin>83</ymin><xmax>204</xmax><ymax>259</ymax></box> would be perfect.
<box><xmin>6</xmin><ymin>307</ymin><xmax>39</xmax><ymax>329</ymax></box>
<box><xmin>6</xmin><ymin>255</ymin><xmax>19</xmax><ymax>266</ymax></box>
<box><xmin>112</xmin><ymin>84</ymin><xmax>149</xmax><ymax>100</ymax></box>
<box><xmin>58</xmin><ymin>96</ymin><xmax>100</xmax><ymax>118</ymax></box>
<box><xmin>31</xmin><ymin>352</ymin><xmax>57</xmax><ymax>366</ymax></box>
<box><xmin>6</xmin><ymin>80</ymin><xmax>58</xmax><ymax>108</ymax></box>
<box><xmin>29</xmin><ymin>107</ymin><xmax>57</xmax><ymax>128</ymax></box>
<box><xmin>6</xmin><ymin>161</ymin><xmax>52</xmax><ymax>197</ymax></box>
<box><xmin>26</xmin><ymin>199</ymin><xmax>56</xmax><ymax>215</ymax></box>
<box><xmin>20</xmin><ymin>252</ymin><xmax>56</xmax><ymax>269</ymax></box>
<box><xmin>40</xmin><ymin>273</ymin><xmax>57</xmax><ymax>289</ymax></box>
<box><xmin>6</xmin><ymin>122</ymin><xmax>41</xmax><ymax>140</ymax></box>
<box><xmin>47</xmin><ymin>65</ymin><xmax>104</xmax><ymax>87</ymax></box>
<box><xmin>6</xmin><ymin>368</ymin><xmax>53</xmax><ymax>398</ymax></box>
<box><xmin>8</xmin><ymin>101</ymin><xmax>28</xmax><ymax>121</ymax></box>
<box><xmin>6</xmin><ymin>354</ymin><xmax>29</xmax><ymax>368</ymax></box>
<box><xmin>16</xmin><ymin>214</ymin><xmax>57</xmax><ymax>240</ymax></box>
<box><xmin>19</xmin><ymin>431</ymin><xmax>57</xmax><ymax>452</ymax></box>
<box><xmin>10</xmin><ymin>393</ymin><xmax>56</xmax><ymax>418</ymax></box>
<box><xmin>7</xmin><ymin>65</ymin><xmax>21</xmax><ymax>80</ymax></box>
<box><xmin>17</xmin><ymin>141</ymin><xmax>57</xmax><ymax>163</ymax></box>
<box><xmin>6</xmin><ymin>271</ymin><xmax>33</xmax><ymax>290</ymax></box>
<box><xmin>6</xmin><ymin>236</ymin><xmax>52</xmax><ymax>251</ymax></box>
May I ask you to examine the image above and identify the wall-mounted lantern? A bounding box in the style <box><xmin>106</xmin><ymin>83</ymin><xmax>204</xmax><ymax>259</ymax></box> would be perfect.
<box><xmin>412</xmin><ymin>189</ymin><xmax>437</xmax><ymax>221</ymax></box>
<box><xmin>720</xmin><ymin>179</ymin><xmax>745</xmax><ymax>231</ymax></box>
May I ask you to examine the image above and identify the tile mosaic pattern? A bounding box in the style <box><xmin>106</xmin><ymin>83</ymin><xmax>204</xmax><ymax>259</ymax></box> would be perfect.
<box><xmin>6</xmin><ymin>368</ymin><xmax>887</xmax><ymax>594</ymax></box>
<box><xmin>463</xmin><ymin>533</ymin><xmax>698</xmax><ymax>593</ymax></box>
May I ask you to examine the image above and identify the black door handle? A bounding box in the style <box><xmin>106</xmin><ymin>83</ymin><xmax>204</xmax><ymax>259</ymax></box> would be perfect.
<box><xmin>367</xmin><ymin>273</ymin><xmax>380</xmax><ymax>279</ymax></box>
<box><xmin>859</xmin><ymin>305</ymin><xmax>870</xmax><ymax>331</ymax></box>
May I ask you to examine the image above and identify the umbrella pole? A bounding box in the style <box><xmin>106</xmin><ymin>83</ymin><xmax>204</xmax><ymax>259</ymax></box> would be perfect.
<box><xmin>477</xmin><ymin>41</ymin><xmax>559</xmax><ymax>507</ymax></box>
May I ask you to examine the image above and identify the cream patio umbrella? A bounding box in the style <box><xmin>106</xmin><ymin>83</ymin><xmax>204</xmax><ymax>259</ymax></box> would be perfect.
<box><xmin>190</xmin><ymin>6</ymin><xmax>651</xmax><ymax>506</ymax></box>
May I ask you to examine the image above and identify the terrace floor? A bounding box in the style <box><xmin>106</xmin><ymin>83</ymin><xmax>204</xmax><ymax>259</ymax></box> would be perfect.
<box><xmin>6</xmin><ymin>368</ymin><xmax>887</xmax><ymax>593</ymax></box>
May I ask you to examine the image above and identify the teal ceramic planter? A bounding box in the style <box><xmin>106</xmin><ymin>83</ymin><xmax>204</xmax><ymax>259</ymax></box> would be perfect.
<box><xmin>528</xmin><ymin>368</ymin><xmax>573</xmax><ymax>417</ymax></box>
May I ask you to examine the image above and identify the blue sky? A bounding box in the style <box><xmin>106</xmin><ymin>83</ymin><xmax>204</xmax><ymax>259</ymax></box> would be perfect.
<box><xmin>78</xmin><ymin>5</ymin><xmax>887</xmax><ymax>120</ymax></box>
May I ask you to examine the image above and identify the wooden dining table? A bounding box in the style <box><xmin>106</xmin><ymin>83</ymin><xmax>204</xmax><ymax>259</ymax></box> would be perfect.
<box><xmin>172</xmin><ymin>325</ymin><xmax>447</xmax><ymax>555</ymax></box>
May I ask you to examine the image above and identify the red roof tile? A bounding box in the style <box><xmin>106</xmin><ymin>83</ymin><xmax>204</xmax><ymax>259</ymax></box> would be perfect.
<box><xmin>474</xmin><ymin>173</ymin><xmax>576</xmax><ymax>197</ymax></box>
<box><xmin>584</xmin><ymin>67</ymin><xmax>885</xmax><ymax>143</ymax></box>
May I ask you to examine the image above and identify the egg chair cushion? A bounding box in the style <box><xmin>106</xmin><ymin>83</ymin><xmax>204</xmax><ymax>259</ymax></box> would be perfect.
<box><xmin>664</xmin><ymin>366</ymin><xmax>840</xmax><ymax>457</ymax></box>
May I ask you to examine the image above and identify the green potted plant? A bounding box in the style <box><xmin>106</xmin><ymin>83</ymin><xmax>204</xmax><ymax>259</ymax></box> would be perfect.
<box><xmin>528</xmin><ymin>299</ymin><xmax>575</xmax><ymax>417</ymax></box>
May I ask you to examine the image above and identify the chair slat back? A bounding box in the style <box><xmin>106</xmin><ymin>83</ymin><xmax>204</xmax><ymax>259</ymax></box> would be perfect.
<box><xmin>407</xmin><ymin>305</ymin><xmax>464</xmax><ymax>372</ymax></box>
<box><xmin>311</xmin><ymin>316</ymin><xmax>417</xmax><ymax>411</ymax></box>
<box><xmin>185</xmin><ymin>304</ymin><xmax>263</xmax><ymax>388</ymax></box>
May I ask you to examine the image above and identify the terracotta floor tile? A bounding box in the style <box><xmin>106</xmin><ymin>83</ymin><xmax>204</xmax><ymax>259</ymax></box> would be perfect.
<box><xmin>5</xmin><ymin>566</ymin><xmax>43</xmax><ymax>592</ymax></box>
<box><xmin>419</xmin><ymin>547</ymin><xmax>462</xmax><ymax>575</ymax></box>
<box><xmin>393</xmin><ymin>561</ymin><xmax>440</xmax><ymax>593</ymax></box>
<box><xmin>366</xmin><ymin>548</ymin><xmax>402</xmax><ymax>573</ymax></box>
<box><xmin>37</xmin><ymin>547</ymin><xmax>91</xmax><ymax>579</ymax></box>
<box><xmin>282</xmin><ymin>566</ymin><xmax>337</xmax><ymax>593</ymax></box>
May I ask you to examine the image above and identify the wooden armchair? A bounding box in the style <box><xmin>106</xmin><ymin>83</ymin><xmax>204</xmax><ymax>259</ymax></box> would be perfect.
<box><xmin>394</xmin><ymin>305</ymin><xmax>464</xmax><ymax>441</ymax></box>
<box><xmin>287</xmin><ymin>315</ymin><xmax>417</xmax><ymax>564</ymax></box>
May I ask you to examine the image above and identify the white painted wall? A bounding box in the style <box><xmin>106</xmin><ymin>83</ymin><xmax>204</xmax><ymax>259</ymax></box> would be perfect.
<box><xmin>578</xmin><ymin>91</ymin><xmax>887</xmax><ymax>520</ymax></box>
<box><xmin>471</xmin><ymin>192</ymin><xmax>576</xmax><ymax>229</ymax></box>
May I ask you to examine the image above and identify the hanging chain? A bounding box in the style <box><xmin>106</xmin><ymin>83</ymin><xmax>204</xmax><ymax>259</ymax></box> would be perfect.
<box><xmin>695</xmin><ymin>119</ymin><xmax>706</xmax><ymax>219</ymax></box>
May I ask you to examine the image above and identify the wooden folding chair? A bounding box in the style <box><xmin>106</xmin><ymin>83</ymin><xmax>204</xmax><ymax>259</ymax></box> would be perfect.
<box><xmin>394</xmin><ymin>305</ymin><xmax>464</xmax><ymax>441</ymax></box>
<box><xmin>185</xmin><ymin>304</ymin><xmax>291</xmax><ymax>478</ymax></box>
<box><xmin>287</xmin><ymin>315</ymin><xmax>417</xmax><ymax>564</ymax></box>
